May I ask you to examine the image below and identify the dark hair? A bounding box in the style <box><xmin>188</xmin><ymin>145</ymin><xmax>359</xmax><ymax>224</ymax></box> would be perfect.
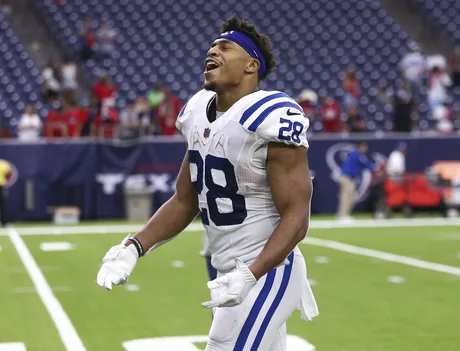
<box><xmin>220</xmin><ymin>15</ymin><xmax>276</xmax><ymax>81</ymax></box>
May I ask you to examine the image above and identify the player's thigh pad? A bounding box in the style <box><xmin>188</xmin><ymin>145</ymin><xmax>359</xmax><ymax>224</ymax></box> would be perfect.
<box><xmin>206</xmin><ymin>251</ymin><xmax>305</xmax><ymax>351</ymax></box>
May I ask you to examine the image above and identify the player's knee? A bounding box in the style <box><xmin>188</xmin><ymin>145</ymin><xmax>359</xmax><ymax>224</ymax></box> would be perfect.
<box><xmin>207</xmin><ymin>318</ymin><xmax>240</xmax><ymax>349</ymax></box>
<box><xmin>208</xmin><ymin>324</ymin><xmax>235</xmax><ymax>345</ymax></box>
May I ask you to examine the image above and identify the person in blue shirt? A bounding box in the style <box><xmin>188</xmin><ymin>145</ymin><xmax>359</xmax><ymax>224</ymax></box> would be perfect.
<box><xmin>337</xmin><ymin>141</ymin><xmax>376</xmax><ymax>220</ymax></box>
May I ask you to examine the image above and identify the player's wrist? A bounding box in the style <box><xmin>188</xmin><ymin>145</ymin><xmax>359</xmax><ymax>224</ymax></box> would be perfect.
<box><xmin>235</xmin><ymin>259</ymin><xmax>258</xmax><ymax>282</ymax></box>
<box><xmin>248</xmin><ymin>265</ymin><xmax>262</xmax><ymax>281</ymax></box>
<box><xmin>127</xmin><ymin>237</ymin><xmax>145</xmax><ymax>257</ymax></box>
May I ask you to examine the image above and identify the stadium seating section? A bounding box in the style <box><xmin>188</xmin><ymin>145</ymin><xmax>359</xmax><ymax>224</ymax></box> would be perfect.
<box><xmin>416</xmin><ymin>0</ymin><xmax>460</xmax><ymax>46</ymax></box>
<box><xmin>34</xmin><ymin>0</ymin><xmax>419</xmax><ymax>133</ymax></box>
<box><xmin>416</xmin><ymin>0</ymin><xmax>460</xmax><ymax>120</ymax></box>
<box><xmin>0</xmin><ymin>12</ymin><xmax>46</xmax><ymax>133</ymax></box>
<box><xmin>1</xmin><ymin>0</ymin><xmax>459</xmax><ymax>133</ymax></box>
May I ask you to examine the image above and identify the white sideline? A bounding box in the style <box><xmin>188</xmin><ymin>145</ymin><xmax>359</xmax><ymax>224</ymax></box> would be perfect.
<box><xmin>0</xmin><ymin>217</ymin><xmax>459</xmax><ymax>236</ymax></box>
<box><xmin>304</xmin><ymin>237</ymin><xmax>460</xmax><ymax>276</ymax></box>
<box><xmin>7</xmin><ymin>228</ymin><xmax>87</xmax><ymax>351</ymax></box>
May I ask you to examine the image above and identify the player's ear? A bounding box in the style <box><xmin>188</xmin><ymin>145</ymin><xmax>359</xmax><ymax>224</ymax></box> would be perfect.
<box><xmin>245</xmin><ymin>58</ymin><xmax>260</xmax><ymax>75</ymax></box>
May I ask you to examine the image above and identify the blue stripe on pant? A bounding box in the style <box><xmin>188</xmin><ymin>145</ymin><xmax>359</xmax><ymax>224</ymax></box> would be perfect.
<box><xmin>250</xmin><ymin>251</ymin><xmax>295</xmax><ymax>350</ymax></box>
<box><xmin>233</xmin><ymin>251</ymin><xmax>295</xmax><ymax>350</ymax></box>
<box><xmin>233</xmin><ymin>268</ymin><xmax>277</xmax><ymax>350</ymax></box>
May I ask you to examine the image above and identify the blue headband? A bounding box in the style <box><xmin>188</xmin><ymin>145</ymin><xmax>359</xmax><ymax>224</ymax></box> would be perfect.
<box><xmin>216</xmin><ymin>31</ymin><xmax>267</xmax><ymax>78</ymax></box>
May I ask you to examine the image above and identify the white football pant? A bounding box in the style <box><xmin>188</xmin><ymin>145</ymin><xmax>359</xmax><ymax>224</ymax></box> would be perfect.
<box><xmin>205</xmin><ymin>249</ymin><xmax>316</xmax><ymax>351</ymax></box>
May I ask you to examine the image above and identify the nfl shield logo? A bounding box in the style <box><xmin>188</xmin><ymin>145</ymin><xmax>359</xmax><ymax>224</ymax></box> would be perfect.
<box><xmin>203</xmin><ymin>128</ymin><xmax>211</xmax><ymax>138</ymax></box>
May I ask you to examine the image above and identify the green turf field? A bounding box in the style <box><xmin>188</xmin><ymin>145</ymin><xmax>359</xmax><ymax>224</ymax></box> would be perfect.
<box><xmin>1</xmin><ymin>218</ymin><xmax>459</xmax><ymax>351</ymax></box>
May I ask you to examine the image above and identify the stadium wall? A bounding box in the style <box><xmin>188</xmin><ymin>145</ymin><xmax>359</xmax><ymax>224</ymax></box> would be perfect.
<box><xmin>1</xmin><ymin>134</ymin><xmax>458</xmax><ymax>221</ymax></box>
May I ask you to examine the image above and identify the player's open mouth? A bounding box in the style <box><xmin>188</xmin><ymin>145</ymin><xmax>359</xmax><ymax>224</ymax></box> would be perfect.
<box><xmin>205</xmin><ymin>59</ymin><xmax>220</xmax><ymax>72</ymax></box>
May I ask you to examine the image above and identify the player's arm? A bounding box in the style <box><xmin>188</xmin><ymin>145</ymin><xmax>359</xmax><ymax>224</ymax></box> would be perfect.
<box><xmin>97</xmin><ymin>91</ymin><xmax>202</xmax><ymax>290</ymax></box>
<box><xmin>96</xmin><ymin>149</ymin><xmax>199</xmax><ymax>290</ymax></box>
<box><xmin>131</xmin><ymin>99</ymin><xmax>200</xmax><ymax>251</ymax></box>
<box><xmin>128</xmin><ymin>150</ymin><xmax>200</xmax><ymax>252</ymax></box>
<box><xmin>249</xmin><ymin>143</ymin><xmax>312</xmax><ymax>280</ymax></box>
<box><xmin>358</xmin><ymin>154</ymin><xmax>375</xmax><ymax>173</ymax></box>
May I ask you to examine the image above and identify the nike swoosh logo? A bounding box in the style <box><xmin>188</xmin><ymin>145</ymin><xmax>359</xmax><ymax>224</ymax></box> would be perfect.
<box><xmin>287</xmin><ymin>108</ymin><xmax>301</xmax><ymax>116</ymax></box>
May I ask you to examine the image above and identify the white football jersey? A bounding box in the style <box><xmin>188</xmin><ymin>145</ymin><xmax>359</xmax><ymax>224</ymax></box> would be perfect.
<box><xmin>176</xmin><ymin>89</ymin><xmax>310</xmax><ymax>271</ymax></box>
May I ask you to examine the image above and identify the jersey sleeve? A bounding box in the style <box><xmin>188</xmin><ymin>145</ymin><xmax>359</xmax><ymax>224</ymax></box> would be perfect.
<box><xmin>175</xmin><ymin>102</ymin><xmax>189</xmax><ymax>134</ymax></box>
<box><xmin>240</xmin><ymin>93</ymin><xmax>310</xmax><ymax>148</ymax></box>
<box><xmin>175</xmin><ymin>90</ymin><xmax>205</xmax><ymax>134</ymax></box>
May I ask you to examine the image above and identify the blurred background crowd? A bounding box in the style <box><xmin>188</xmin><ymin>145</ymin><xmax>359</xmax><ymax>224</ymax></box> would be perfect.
<box><xmin>2</xmin><ymin>0</ymin><xmax>460</xmax><ymax>143</ymax></box>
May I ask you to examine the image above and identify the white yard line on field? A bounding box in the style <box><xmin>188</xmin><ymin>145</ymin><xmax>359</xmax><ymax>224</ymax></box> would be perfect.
<box><xmin>304</xmin><ymin>237</ymin><xmax>460</xmax><ymax>276</ymax></box>
<box><xmin>7</xmin><ymin>228</ymin><xmax>87</xmax><ymax>351</ymax></box>
<box><xmin>0</xmin><ymin>217</ymin><xmax>459</xmax><ymax>237</ymax></box>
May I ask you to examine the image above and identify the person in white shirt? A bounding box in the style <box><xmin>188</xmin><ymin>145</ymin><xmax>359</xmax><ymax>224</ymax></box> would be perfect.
<box><xmin>428</xmin><ymin>66</ymin><xmax>452</xmax><ymax>111</ymax></box>
<box><xmin>118</xmin><ymin>100</ymin><xmax>141</xmax><ymax>139</ymax></box>
<box><xmin>433</xmin><ymin>103</ymin><xmax>453</xmax><ymax>134</ymax></box>
<box><xmin>42</xmin><ymin>61</ymin><xmax>60</xmax><ymax>103</ymax></box>
<box><xmin>399</xmin><ymin>43</ymin><xmax>426</xmax><ymax>91</ymax></box>
<box><xmin>97</xmin><ymin>22</ymin><xmax>116</xmax><ymax>58</ymax></box>
<box><xmin>60</xmin><ymin>57</ymin><xmax>78</xmax><ymax>103</ymax></box>
<box><xmin>426</xmin><ymin>54</ymin><xmax>447</xmax><ymax>71</ymax></box>
<box><xmin>17</xmin><ymin>104</ymin><xmax>42</xmax><ymax>141</ymax></box>
<box><xmin>386</xmin><ymin>142</ymin><xmax>407</xmax><ymax>180</ymax></box>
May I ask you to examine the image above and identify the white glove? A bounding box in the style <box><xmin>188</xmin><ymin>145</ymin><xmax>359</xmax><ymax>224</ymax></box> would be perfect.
<box><xmin>96</xmin><ymin>234</ymin><xmax>139</xmax><ymax>290</ymax></box>
<box><xmin>202</xmin><ymin>258</ymin><xmax>257</xmax><ymax>308</ymax></box>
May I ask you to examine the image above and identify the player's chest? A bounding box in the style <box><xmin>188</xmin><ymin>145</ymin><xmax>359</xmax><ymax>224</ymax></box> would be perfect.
<box><xmin>188</xmin><ymin>118</ymin><xmax>248</xmax><ymax>158</ymax></box>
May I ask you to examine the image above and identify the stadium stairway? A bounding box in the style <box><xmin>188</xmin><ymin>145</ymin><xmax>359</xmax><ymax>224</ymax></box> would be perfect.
<box><xmin>7</xmin><ymin>0</ymin><xmax>92</xmax><ymax>102</ymax></box>
<box><xmin>414</xmin><ymin>0</ymin><xmax>460</xmax><ymax>48</ymax></box>
<box><xmin>7</xmin><ymin>0</ymin><xmax>63</xmax><ymax>70</ymax></box>
<box><xmin>0</xmin><ymin>12</ymin><xmax>47</xmax><ymax>134</ymax></box>
<box><xmin>379</xmin><ymin>0</ymin><xmax>453</xmax><ymax>56</ymax></box>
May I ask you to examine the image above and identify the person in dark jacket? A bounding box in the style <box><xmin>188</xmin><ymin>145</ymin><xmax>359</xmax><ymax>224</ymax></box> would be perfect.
<box><xmin>393</xmin><ymin>80</ymin><xmax>416</xmax><ymax>132</ymax></box>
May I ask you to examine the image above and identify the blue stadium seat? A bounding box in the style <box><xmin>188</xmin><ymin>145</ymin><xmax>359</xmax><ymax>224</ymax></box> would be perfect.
<box><xmin>0</xmin><ymin>13</ymin><xmax>49</xmax><ymax>134</ymax></box>
<box><xmin>28</xmin><ymin>0</ymin><xmax>428</xmax><ymax>131</ymax></box>
<box><xmin>416</xmin><ymin>0</ymin><xmax>460</xmax><ymax>46</ymax></box>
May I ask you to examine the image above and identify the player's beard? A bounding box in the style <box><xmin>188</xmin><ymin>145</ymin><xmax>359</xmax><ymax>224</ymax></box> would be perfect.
<box><xmin>203</xmin><ymin>67</ymin><xmax>226</xmax><ymax>93</ymax></box>
<box><xmin>203</xmin><ymin>80</ymin><xmax>218</xmax><ymax>92</ymax></box>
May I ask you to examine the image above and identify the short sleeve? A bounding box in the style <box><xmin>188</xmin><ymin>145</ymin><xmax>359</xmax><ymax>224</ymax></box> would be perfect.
<box><xmin>175</xmin><ymin>89</ymin><xmax>206</xmax><ymax>134</ymax></box>
<box><xmin>175</xmin><ymin>101</ymin><xmax>188</xmax><ymax>134</ymax></box>
<box><xmin>239</xmin><ymin>93</ymin><xmax>310</xmax><ymax>148</ymax></box>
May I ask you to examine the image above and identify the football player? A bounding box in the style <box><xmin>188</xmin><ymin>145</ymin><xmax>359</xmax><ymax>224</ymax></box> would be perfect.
<box><xmin>97</xmin><ymin>15</ymin><xmax>319</xmax><ymax>350</ymax></box>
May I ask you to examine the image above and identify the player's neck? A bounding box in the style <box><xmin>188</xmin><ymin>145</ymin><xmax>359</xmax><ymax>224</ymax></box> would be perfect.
<box><xmin>215</xmin><ymin>85</ymin><xmax>258</xmax><ymax>112</ymax></box>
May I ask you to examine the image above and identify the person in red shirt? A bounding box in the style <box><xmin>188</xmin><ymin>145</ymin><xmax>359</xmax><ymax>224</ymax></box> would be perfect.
<box><xmin>93</xmin><ymin>75</ymin><xmax>116</xmax><ymax>101</ymax></box>
<box><xmin>320</xmin><ymin>95</ymin><xmax>343</xmax><ymax>133</ymax></box>
<box><xmin>94</xmin><ymin>107</ymin><xmax>119</xmax><ymax>138</ymax></box>
<box><xmin>297</xmin><ymin>89</ymin><xmax>317</xmax><ymax>119</ymax></box>
<box><xmin>93</xmin><ymin>74</ymin><xmax>117</xmax><ymax>120</ymax></box>
<box><xmin>343</xmin><ymin>69</ymin><xmax>360</xmax><ymax>111</ymax></box>
<box><xmin>45</xmin><ymin>102</ymin><xmax>67</xmax><ymax>138</ymax></box>
<box><xmin>63</xmin><ymin>102</ymin><xmax>86</xmax><ymax>138</ymax></box>
<box><xmin>156</xmin><ymin>90</ymin><xmax>182</xmax><ymax>135</ymax></box>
